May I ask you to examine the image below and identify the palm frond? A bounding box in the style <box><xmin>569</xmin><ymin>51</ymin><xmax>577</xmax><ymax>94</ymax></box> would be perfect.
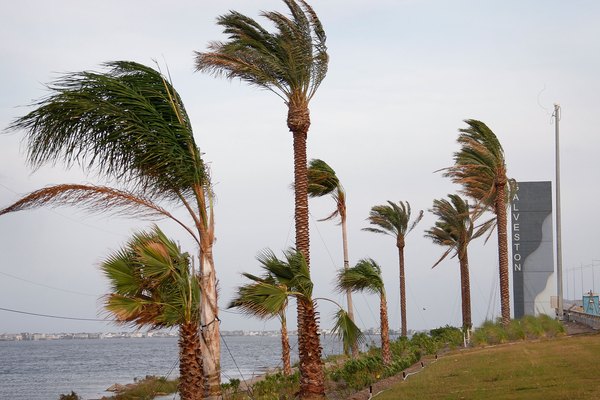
<box><xmin>7</xmin><ymin>61</ymin><xmax>207</xmax><ymax>202</ymax></box>
<box><xmin>330</xmin><ymin>308</ymin><xmax>365</xmax><ymax>355</ymax></box>
<box><xmin>0</xmin><ymin>184</ymin><xmax>200</xmax><ymax>245</ymax></box>
<box><xmin>444</xmin><ymin>119</ymin><xmax>508</xmax><ymax>212</ymax></box>
<box><xmin>336</xmin><ymin>258</ymin><xmax>384</xmax><ymax>295</ymax></box>
<box><xmin>194</xmin><ymin>0</ymin><xmax>328</xmax><ymax>103</ymax></box>
<box><xmin>100</xmin><ymin>225</ymin><xmax>200</xmax><ymax>329</ymax></box>
<box><xmin>363</xmin><ymin>201</ymin><xmax>423</xmax><ymax>240</ymax></box>
<box><xmin>425</xmin><ymin>194</ymin><xmax>485</xmax><ymax>268</ymax></box>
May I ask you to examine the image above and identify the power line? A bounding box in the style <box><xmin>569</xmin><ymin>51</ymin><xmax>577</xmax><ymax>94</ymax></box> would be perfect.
<box><xmin>0</xmin><ymin>271</ymin><xmax>98</xmax><ymax>297</ymax></box>
<box><xmin>0</xmin><ymin>306</ymin><xmax>107</xmax><ymax>322</ymax></box>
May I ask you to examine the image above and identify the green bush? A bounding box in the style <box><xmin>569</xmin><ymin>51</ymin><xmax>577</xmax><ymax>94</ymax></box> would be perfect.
<box><xmin>59</xmin><ymin>392</ymin><xmax>81</xmax><ymax>400</ymax></box>
<box><xmin>250</xmin><ymin>372</ymin><xmax>299</xmax><ymax>399</ymax></box>
<box><xmin>430</xmin><ymin>325</ymin><xmax>464</xmax><ymax>348</ymax></box>
<box><xmin>472</xmin><ymin>315</ymin><xmax>566</xmax><ymax>346</ymax></box>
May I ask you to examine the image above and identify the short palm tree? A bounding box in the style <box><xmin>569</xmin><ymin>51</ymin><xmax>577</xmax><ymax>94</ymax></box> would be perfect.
<box><xmin>1</xmin><ymin>61</ymin><xmax>221</xmax><ymax>396</ymax></box>
<box><xmin>425</xmin><ymin>195</ymin><xmax>493</xmax><ymax>331</ymax></box>
<box><xmin>443</xmin><ymin>119</ymin><xmax>511</xmax><ymax>325</ymax></box>
<box><xmin>100</xmin><ymin>226</ymin><xmax>202</xmax><ymax>400</ymax></box>
<box><xmin>337</xmin><ymin>258</ymin><xmax>391</xmax><ymax>365</ymax></box>
<box><xmin>363</xmin><ymin>201</ymin><xmax>423</xmax><ymax>337</ymax></box>
<box><xmin>230</xmin><ymin>249</ymin><xmax>364</xmax><ymax>376</ymax></box>
<box><xmin>307</xmin><ymin>158</ymin><xmax>357</xmax><ymax>356</ymax></box>
<box><xmin>229</xmin><ymin>271</ymin><xmax>293</xmax><ymax>376</ymax></box>
<box><xmin>195</xmin><ymin>2</ymin><xmax>328</xmax><ymax>397</ymax></box>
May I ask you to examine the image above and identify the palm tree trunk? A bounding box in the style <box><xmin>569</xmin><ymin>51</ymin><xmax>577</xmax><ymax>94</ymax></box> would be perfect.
<box><xmin>341</xmin><ymin>213</ymin><xmax>358</xmax><ymax>358</ymax></box>
<box><xmin>397</xmin><ymin>242</ymin><xmax>407</xmax><ymax>337</ymax></box>
<box><xmin>280</xmin><ymin>314</ymin><xmax>292</xmax><ymax>376</ymax></box>
<box><xmin>179</xmin><ymin>322</ymin><xmax>204</xmax><ymax>400</ymax></box>
<box><xmin>380</xmin><ymin>292</ymin><xmax>392</xmax><ymax>366</ymax></box>
<box><xmin>495</xmin><ymin>182</ymin><xmax>511</xmax><ymax>325</ymax></box>
<box><xmin>458</xmin><ymin>246</ymin><xmax>472</xmax><ymax>331</ymax></box>
<box><xmin>199</xmin><ymin>250</ymin><xmax>221</xmax><ymax>399</ymax></box>
<box><xmin>289</xmin><ymin>100</ymin><xmax>325</xmax><ymax>399</ymax></box>
<box><xmin>296</xmin><ymin>298</ymin><xmax>325</xmax><ymax>399</ymax></box>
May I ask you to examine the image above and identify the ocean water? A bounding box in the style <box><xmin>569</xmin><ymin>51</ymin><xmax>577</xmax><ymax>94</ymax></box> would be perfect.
<box><xmin>0</xmin><ymin>334</ymin><xmax>355</xmax><ymax>400</ymax></box>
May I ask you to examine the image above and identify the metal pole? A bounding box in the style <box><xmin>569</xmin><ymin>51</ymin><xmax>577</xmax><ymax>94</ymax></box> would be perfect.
<box><xmin>554</xmin><ymin>104</ymin><xmax>564</xmax><ymax>320</ymax></box>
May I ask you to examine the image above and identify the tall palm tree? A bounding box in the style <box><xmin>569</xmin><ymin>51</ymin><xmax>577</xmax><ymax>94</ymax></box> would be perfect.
<box><xmin>443</xmin><ymin>119</ymin><xmax>512</xmax><ymax>325</ymax></box>
<box><xmin>337</xmin><ymin>258</ymin><xmax>391</xmax><ymax>365</ymax></box>
<box><xmin>100</xmin><ymin>226</ymin><xmax>202</xmax><ymax>400</ymax></box>
<box><xmin>229</xmin><ymin>271</ymin><xmax>293</xmax><ymax>376</ymax></box>
<box><xmin>424</xmin><ymin>195</ymin><xmax>493</xmax><ymax>331</ymax></box>
<box><xmin>195</xmin><ymin>2</ymin><xmax>328</xmax><ymax>397</ymax></box>
<box><xmin>307</xmin><ymin>158</ymin><xmax>357</xmax><ymax>357</ymax></box>
<box><xmin>363</xmin><ymin>201</ymin><xmax>423</xmax><ymax>337</ymax></box>
<box><xmin>1</xmin><ymin>61</ymin><xmax>221</xmax><ymax>397</ymax></box>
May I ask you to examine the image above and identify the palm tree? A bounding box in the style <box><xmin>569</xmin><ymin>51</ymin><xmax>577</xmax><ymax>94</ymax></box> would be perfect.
<box><xmin>1</xmin><ymin>61</ymin><xmax>221</xmax><ymax>397</ymax></box>
<box><xmin>229</xmin><ymin>271</ymin><xmax>293</xmax><ymax>376</ymax></box>
<box><xmin>337</xmin><ymin>258</ymin><xmax>392</xmax><ymax>365</ymax></box>
<box><xmin>195</xmin><ymin>1</ymin><xmax>328</xmax><ymax>397</ymax></box>
<box><xmin>230</xmin><ymin>249</ymin><xmax>364</xmax><ymax>377</ymax></box>
<box><xmin>100</xmin><ymin>226</ymin><xmax>202</xmax><ymax>400</ymax></box>
<box><xmin>307</xmin><ymin>158</ymin><xmax>357</xmax><ymax>357</ymax></box>
<box><xmin>424</xmin><ymin>195</ymin><xmax>493</xmax><ymax>332</ymax></box>
<box><xmin>363</xmin><ymin>201</ymin><xmax>423</xmax><ymax>337</ymax></box>
<box><xmin>443</xmin><ymin>119</ymin><xmax>511</xmax><ymax>325</ymax></box>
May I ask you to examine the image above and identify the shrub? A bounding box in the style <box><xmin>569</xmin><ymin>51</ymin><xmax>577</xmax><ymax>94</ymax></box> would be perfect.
<box><xmin>59</xmin><ymin>392</ymin><xmax>81</xmax><ymax>400</ymax></box>
<box><xmin>472</xmin><ymin>315</ymin><xmax>566</xmax><ymax>346</ymax></box>
<box><xmin>430</xmin><ymin>325</ymin><xmax>464</xmax><ymax>348</ymax></box>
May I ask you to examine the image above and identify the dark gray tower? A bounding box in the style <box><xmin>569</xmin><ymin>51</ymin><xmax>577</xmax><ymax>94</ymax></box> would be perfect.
<box><xmin>511</xmin><ymin>181</ymin><xmax>555</xmax><ymax>318</ymax></box>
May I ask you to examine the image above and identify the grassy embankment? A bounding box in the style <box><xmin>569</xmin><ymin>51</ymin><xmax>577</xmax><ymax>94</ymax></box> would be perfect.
<box><xmin>377</xmin><ymin>334</ymin><xmax>600</xmax><ymax>400</ymax></box>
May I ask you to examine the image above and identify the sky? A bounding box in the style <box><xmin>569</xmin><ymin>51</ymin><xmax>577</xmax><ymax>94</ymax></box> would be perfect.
<box><xmin>1</xmin><ymin>0</ymin><xmax>600</xmax><ymax>334</ymax></box>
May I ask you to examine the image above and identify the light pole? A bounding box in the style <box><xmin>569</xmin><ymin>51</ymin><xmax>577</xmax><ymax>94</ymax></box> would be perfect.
<box><xmin>554</xmin><ymin>104</ymin><xmax>564</xmax><ymax>320</ymax></box>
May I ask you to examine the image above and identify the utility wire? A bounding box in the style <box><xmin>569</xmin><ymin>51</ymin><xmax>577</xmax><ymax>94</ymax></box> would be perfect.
<box><xmin>0</xmin><ymin>306</ymin><xmax>107</xmax><ymax>322</ymax></box>
<box><xmin>0</xmin><ymin>270</ymin><xmax>98</xmax><ymax>297</ymax></box>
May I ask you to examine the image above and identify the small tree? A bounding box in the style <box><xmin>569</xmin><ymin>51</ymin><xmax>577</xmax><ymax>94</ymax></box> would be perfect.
<box><xmin>337</xmin><ymin>258</ymin><xmax>391</xmax><ymax>365</ymax></box>
<box><xmin>229</xmin><ymin>271</ymin><xmax>293</xmax><ymax>376</ymax></box>
<box><xmin>100</xmin><ymin>226</ymin><xmax>202</xmax><ymax>400</ymax></box>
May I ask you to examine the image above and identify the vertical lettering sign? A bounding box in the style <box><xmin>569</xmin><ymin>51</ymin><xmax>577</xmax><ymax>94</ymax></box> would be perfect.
<box><xmin>511</xmin><ymin>181</ymin><xmax>554</xmax><ymax>319</ymax></box>
<box><xmin>512</xmin><ymin>187</ymin><xmax>524</xmax><ymax>318</ymax></box>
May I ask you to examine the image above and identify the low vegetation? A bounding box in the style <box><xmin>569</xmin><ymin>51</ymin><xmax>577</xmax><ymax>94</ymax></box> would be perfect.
<box><xmin>376</xmin><ymin>333</ymin><xmax>600</xmax><ymax>399</ymax></box>
<box><xmin>65</xmin><ymin>316</ymin><xmax>573</xmax><ymax>400</ymax></box>
<box><xmin>472</xmin><ymin>315</ymin><xmax>565</xmax><ymax>346</ymax></box>
<box><xmin>100</xmin><ymin>376</ymin><xmax>178</xmax><ymax>400</ymax></box>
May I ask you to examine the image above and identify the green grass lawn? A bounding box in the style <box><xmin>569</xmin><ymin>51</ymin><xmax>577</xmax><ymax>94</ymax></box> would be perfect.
<box><xmin>377</xmin><ymin>334</ymin><xmax>600</xmax><ymax>400</ymax></box>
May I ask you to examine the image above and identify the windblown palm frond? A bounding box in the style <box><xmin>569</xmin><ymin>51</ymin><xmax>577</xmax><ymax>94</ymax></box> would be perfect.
<box><xmin>330</xmin><ymin>308</ymin><xmax>365</xmax><ymax>355</ymax></box>
<box><xmin>195</xmin><ymin>0</ymin><xmax>328</xmax><ymax>103</ymax></box>
<box><xmin>425</xmin><ymin>194</ymin><xmax>475</xmax><ymax>268</ymax></box>
<box><xmin>101</xmin><ymin>225</ymin><xmax>200</xmax><ymax>330</ymax></box>
<box><xmin>7</xmin><ymin>61</ymin><xmax>206</xmax><ymax>202</ymax></box>
<box><xmin>363</xmin><ymin>201</ymin><xmax>423</xmax><ymax>238</ymax></box>
<box><xmin>307</xmin><ymin>158</ymin><xmax>345</xmax><ymax>222</ymax></box>
<box><xmin>337</xmin><ymin>258</ymin><xmax>384</xmax><ymax>296</ymax></box>
<box><xmin>443</xmin><ymin>119</ymin><xmax>508</xmax><ymax>214</ymax></box>
<box><xmin>228</xmin><ymin>275</ymin><xmax>289</xmax><ymax>320</ymax></box>
<box><xmin>0</xmin><ymin>184</ymin><xmax>200</xmax><ymax>244</ymax></box>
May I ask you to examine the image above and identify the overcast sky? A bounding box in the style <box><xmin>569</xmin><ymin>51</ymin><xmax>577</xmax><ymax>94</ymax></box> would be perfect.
<box><xmin>1</xmin><ymin>0</ymin><xmax>599</xmax><ymax>334</ymax></box>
